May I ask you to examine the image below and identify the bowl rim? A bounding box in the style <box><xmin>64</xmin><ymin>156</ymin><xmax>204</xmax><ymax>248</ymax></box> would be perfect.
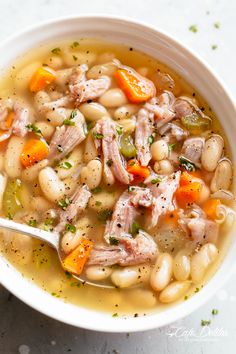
<box><xmin>0</xmin><ymin>14</ymin><xmax>235</xmax><ymax>333</ymax></box>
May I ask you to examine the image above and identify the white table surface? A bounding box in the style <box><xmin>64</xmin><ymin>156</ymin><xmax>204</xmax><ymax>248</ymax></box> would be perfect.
<box><xmin>0</xmin><ymin>0</ymin><xmax>235</xmax><ymax>353</ymax></box>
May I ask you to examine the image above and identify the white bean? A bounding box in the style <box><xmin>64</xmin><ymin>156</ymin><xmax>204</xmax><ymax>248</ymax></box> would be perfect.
<box><xmin>113</xmin><ymin>104</ymin><xmax>139</xmax><ymax>120</ymax></box>
<box><xmin>63</xmin><ymin>176</ymin><xmax>78</xmax><ymax>195</ymax></box>
<box><xmin>79</xmin><ymin>102</ymin><xmax>109</xmax><ymax>121</ymax></box>
<box><xmin>11</xmin><ymin>233</ymin><xmax>33</xmax><ymax>265</ymax></box>
<box><xmin>150</xmin><ymin>253</ymin><xmax>173</xmax><ymax>291</ymax></box>
<box><xmin>80</xmin><ymin>159</ymin><xmax>102</xmax><ymax>189</ymax></box>
<box><xmin>117</xmin><ymin>118</ymin><xmax>136</xmax><ymax>134</ymax></box>
<box><xmin>35</xmin><ymin>121</ymin><xmax>55</xmax><ymax>139</ymax></box>
<box><xmin>45</xmin><ymin>56</ymin><xmax>64</xmax><ymax>70</ymax></box>
<box><xmin>87</xmin><ymin>63</ymin><xmax>116</xmax><ymax>79</ymax></box>
<box><xmin>154</xmin><ymin>159</ymin><xmax>174</xmax><ymax>175</ymax></box>
<box><xmin>210</xmin><ymin>158</ymin><xmax>233</xmax><ymax>192</ymax></box>
<box><xmin>159</xmin><ymin>281</ymin><xmax>191</xmax><ymax>303</ymax></box>
<box><xmin>0</xmin><ymin>173</ymin><xmax>7</xmax><ymax>211</ymax></box>
<box><xmin>128</xmin><ymin>289</ymin><xmax>157</xmax><ymax>308</ymax></box>
<box><xmin>151</xmin><ymin>140</ymin><xmax>169</xmax><ymax>161</ymax></box>
<box><xmin>31</xmin><ymin>196</ymin><xmax>52</xmax><ymax>212</ymax></box>
<box><xmin>85</xmin><ymin>266</ymin><xmax>113</xmax><ymax>281</ymax></box>
<box><xmin>55</xmin><ymin>68</ymin><xmax>72</xmax><ymax>89</ymax></box>
<box><xmin>56</xmin><ymin>147</ymin><xmax>83</xmax><ymax>180</ymax></box>
<box><xmin>190</xmin><ymin>243</ymin><xmax>218</xmax><ymax>283</ymax></box>
<box><xmin>111</xmin><ymin>265</ymin><xmax>150</xmax><ymax>288</ymax></box>
<box><xmin>46</xmin><ymin>108</ymin><xmax>71</xmax><ymax>126</ymax></box>
<box><xmin>4</xmin><ymin>136</ymin><xmax>25</xmax><ymax>178</ymax></box>
<box><xmin>99</xmin><ymin>88</ymin><xmax>128</xmax><ymax>108</ymax></box>
<box><xmin>83</xmin><ymin>132</ymin><xmax>98</xmax><ymax>163</ymax></box>
<box><xmin>61</xmin><ymin>230</ymin><xmax>82</xmax><ymax>254</ymax></box>
<box><xmin>14</xmin><ymin>62</ymin><xmax>41</xmax><ymax>92</ymax></box>
<box><xmin>201</xmin><ymin>135</ymin><xmax>224</xmax><ymax>172</ymax></box>
<box><xmin>22</xmin><ymin>159</ymin><xmax>48</xmax><ymax>182</ymax></box>
<box><xmin>34</xmin><ymin>90</ymin><xmax>51</xmax><ymax>113</ymax></box>
<box><xmin>89</xmin><ymin>191</ymin><xmax>117</xmax><ymax>212</ymax></box>
<box><xmin>173</xmin><ymin>251</ymin><xmax>191</xmax><ymax>281</ymax></box>
<box><xmin>39</xmin><ymin>167</ymin><xmax>66</xmax><ymax>202</ymax></box>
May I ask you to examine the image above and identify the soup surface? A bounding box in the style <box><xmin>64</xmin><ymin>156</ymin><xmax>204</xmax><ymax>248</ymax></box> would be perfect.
<box><xmin>0</xmin><ymin>38</ymin><xmax>235</xmax><ymax>317</ymax></box>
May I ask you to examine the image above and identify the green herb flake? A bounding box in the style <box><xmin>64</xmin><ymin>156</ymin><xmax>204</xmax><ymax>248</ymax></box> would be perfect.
<box><xmin>194</xmin><ymin>287</ymin><xmax>200</xmax><ymax>293</ymax></box>
<box><xmin>28</xmin><ymin>219</ymin><xmax>37</xmax><ymax>227</ymax></box>
<box><xmin>7</xmin><ymin>212</ymin><xmax>13</xmax><ymax>220</ymax></box>
<box><xmin>95</xmin><ymin>201</ymin><xmax>102</xmax><ymax>206</ymax></box>
<box><xmin>201</xmin><ymin>319</ymin><xmax>211</xmax><ymax>326</ymax></box>
<box><xmin>65</xmin><ymin>270</ymin><xmax>72</xmax><ymax>279</ymax></box>
<box><xmin>51</xmin><ymin>292</ymin><xmax>60</xmax><ymax>298</ymax></box>
<box><xmin>151</xmin><ymin>178</ymin><xmax>161</xmax><ymax>184</ymax></box>
<box><xmin>51</xmin><ymin>47</ymin><xmax>61</xmax><ymax>55</ymax></box>
<box><xmin>58</xmin><ymin>198</ymin><xmax>71</xmax><ymax>210</ymax></box>
<box><xmin>87</xmin><ymin>121</ymin><xmax>95</xmax><ymax>131</ymax></box>
<box><xmin>112</xmin><ymin>313</ymin><xmax>118</xmax><ymax>317</ymax></box>
<box><xmin>70</xmin><ymin>110</ymin><xmax>77</xmax><ymax>119</ymax></box>
<box><xmin>148</xmin><ymin>135</ymin><xmax>154</xmax><ymax>145</ymax></box>
<box><xmin>65</xmin><ymin>223</ymin><xmax>76</xmax><ymax>233</ymax></box>
<box><xmin>60</xmin><ymin>161</ymin><xmax>72</xmax><ymax>170</ymax></box>
<box><xmin>179</xmin><ymin>156</ymin><xmax>196</xmax><ymax>172</ymax></box>
<box><xmin>63</xmin><ymin>119</ymin><xmax>75</xmax><ymax>126</ymax></box>
<box><xmin>128</xmin><ymin>185</ymin><xmax>135</xmax><ymax>192</ymax></box>
<box><xmin>70</xmin><ymin>281</ymin><xmax>81</xmax><ymax>288</ymax></box>
<box><xmin>116</xmin><ymin>126</ymin><xmax>123</xmax><ymax>135</ymax></box>
<box><xmin>184</xmin><ymin>295</ymin><xmax>189</xmax><ymax>301</ymax></box>
<box><xmin>97</xmin><ymin>209</ymin><xmax>113</xmax><ymax>223</ymax></box>
<box><xmin>214</xmin><ymin>22</ymin><xmax>220</xmax><ymax>29</ymax></box>
<box><xmin>91</xmin><ymin>186</ymin><xmax>102</xmax><ymax>194</ymax></box>
<box><xmin>189</xmin><ymin>25</ymin><xmax>198</xmax><ymax>33</ymax></box>
<box><xmin>93</xmin><ymin>132</ymin><xmax>104</xmax><ymax>139</ymax></box>
<box><xmin>131</xmin><ymin>222</ymin><xmax>140</xmax><ymax>236</ymax></box>
<box><xmin>71</xmin><ymin>41</ymin><xmax>80</xmax><ymax>49</ymax></box>
<box><xmin>109</xmin><ymin>236</ymin><xmax>119</xmax><ymax>245</ymax></box>
<box><xmin>212</xmin><ymin>309</ymin><xmax>219</xmax><ymax>315</ymax></box>
<box><xmin>106</xmin><ymin>159</ymin><xmax>113</xmax><ymax>167</ymax></box>
<box><xmin>212</xmin><ymin>44</ymin><xmax>218</xmax><ymax>50</ymax></box>
<box><xmin>168</xmin><ymin>143</ymin><xmax>176</xmax><ymax>153</ymax></box>
<box><xmin>26</xmin><ymin>124</ymin><xmax>42</xmax><ymax>137</ymax></box>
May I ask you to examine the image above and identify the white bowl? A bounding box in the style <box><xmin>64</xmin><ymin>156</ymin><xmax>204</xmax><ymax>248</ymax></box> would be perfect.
<box><xmin>0</xmin><ymin>15</ymin><xmax>235</xmax><ymax>333</ymax></box>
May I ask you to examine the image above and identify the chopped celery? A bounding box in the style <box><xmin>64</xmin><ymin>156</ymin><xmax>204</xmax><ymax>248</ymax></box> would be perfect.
<box><xmin>120</xmin><ymin>134</ymin><xmax>137</xmax><ymax>159</ymax></box>
<box><xmin>3</xmin><ymin>179</ymin><xmax>23</xmax><ymax>217</ymax></box>
<box><xmin>181</xmin><ymin>113</ymin><xmax>211</xmax><ymax>132</ymax></box>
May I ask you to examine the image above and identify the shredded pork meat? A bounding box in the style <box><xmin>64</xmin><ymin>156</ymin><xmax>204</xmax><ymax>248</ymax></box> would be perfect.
<box><xmin>135</xmin><ymin>108</ymin><xmax>154</xmax><ymax>166</ymax></box>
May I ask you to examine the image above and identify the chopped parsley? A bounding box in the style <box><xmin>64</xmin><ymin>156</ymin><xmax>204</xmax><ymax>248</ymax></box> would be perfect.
<box><xmin>44</xmin><ymin>218</ymin><xmax>54</xmax><ymax>231</ymax></box>
<box><xmin>65</xmin><ymin>223</ymin><xmax>76</xmax><ymax>233</ymax></box>
<box><xmin>26</xmin><ymin>124</ymin><xmax>42</xmax><ymax>137</ymax></box>
<box><xmin>168</xmin><ymin>143</ymin><xmax>176</xmax><ymax>153</ymax></box>
<box><xmin>201</xmin><ymin>319</ymin><xmax>211</xmax><ymax>326</ymax></box>
<box><xmin>212</xmin><ymin>44</ymin><xmax>218</xmax><ymax>50</ymax></box>
<box><xmin>189</xmin><ymin>25</ymin><xmax>198</xmax><ymax>33</ymax></box>
<box><xmin>51</xmin><ymin>292</ymin><xmax>60</xmax><ymax>298</ymax></box>
<box><xmin>109</xmin><ymin>236</ymin><xmax>119</xmax><ymax>245</ymax></box>
<box><xmin>60</xmin><ymin>161</ymin><xmax>72</xmax><ymax>169</ymax></box>
<box><xmin>51</xmin><ymin>47</ymin><xmax>61</xmax><ymax>55</ymax></box>
<box><xmin>95</xmin><ymin>200</ymin><xmax>102</xmax><ymax>206</ymax></box>
<box><xmin>148</xmin><ymin>135</ymin><xmax>154</xmax><ymax>145</ymax></box>
<box><xmin>28</xmin><ymin>219</ymin><xmax>37</xmax><ymax>227</ymax></box>
<box><xmin>179</xmin><ymin>156</ymin><xmax>196</xmax><ymax>172</ymax></box>
<box><xmin>71</xmin><ymin>41</ymin><xmax>80</xmax><ymax>49</ymax></box>
<box><xmin>131</xmin><ymin>222</ymin><xmax>141</xmax><ymax>236</ymax></box>
<box><xmin>70</xmin><ymin>281</ymin><xmax>81</xmax><ymax>288</ymax></box>
<box><xmin>97</xmin><ymin>209</ymin><xmax>113</xmax><ymax>223</ymax></box>
<box><xmin>63</xmin><ymin>110</ymin><xmax>77</xmax><ymax>126</ymax></box>
<box><xmin>65</xmin><ymin>270</ymin><xmax>72</xmax><ymax>279</ymax></box>
<box><xmin>91</xmin><ymin>186</ymin><xmax>102</xmax><ymax>194</ymax></box>
<box><xmin>93</xmin><ymin>132</ymin><xmax>104</xmax><ymax>139</ymax></box>
<box><xmin>212</xmin><ymin>309</ymin><xmax>219</xmax><ymax>315</ymax></box>
<box><xmin>112</xmin><ymin>313</ymin><xmax>118</xmax><ymax>317</ymax></box>
<box><xmin>184</xmin><ymin>295</ymin><xmax>189</xmax><ymax>300</ymax></box>
<box><xmin>194</xmin><ymin>287</ymin><xmax>200</xmax><ymax>293</ymax></box>
<box><xmin>151</xmin><ymin>178</ymin><xmax>161</xmax><ymax>184</ymax></box>
<box><xmin>116</xmin><ymin>126</ymin><xmax>123</xmax><ymax>135</ymax></box>
<box><xmin>58</xmin><ymin>198</ymin><xmax>71</xmax><ymax>210</ymax></box>
<box><xmin>7</xmin><ymin>212</ymin><xmax>13</xmax><ymax>220</ymax></box>
<box><xmin>214</xmin><ymin>22</ymin><xmax>220</xmax><ymax>29</ymax></box>
<box><xmin>106</xmin><ymin>159</ymin><xmax>113</xmax><ymax>167</ymax></box>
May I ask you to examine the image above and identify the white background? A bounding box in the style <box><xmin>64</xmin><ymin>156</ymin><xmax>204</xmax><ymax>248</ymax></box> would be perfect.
<box><xmin>0</xmin><ymin>0</ymin><xmax>236</xmax><ymax>353</ymax></box>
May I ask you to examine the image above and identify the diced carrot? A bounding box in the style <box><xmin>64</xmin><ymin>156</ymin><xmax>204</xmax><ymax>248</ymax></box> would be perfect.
<box><xmin>163</xmin><ymin>209</ymin><xmax>180</xmax><ymax>226</ymax></box>
<box><xmin>20</xmin><ymin>139</ymin><xmax>49</xmax><ymax>168</ymax></box>
<box><xmin>180</xmin><ymin>171</ymin><xmax>202</xmax><ymax>187</ymax></box>
<box><xmin>29</xmin><ymin>66</ymin><xmax>56</xmax><ymax>92</ymax></box>
<box><xmin>5</xmin><ymin>111</ymin><xmax>14</xmax><ymax>129</ymax></box>
<box><xmin>175</xmin><ymin>182</ymin><xmax>201</xmax><ymax>208</ymax></box>
<box><xmin>62</xmin><ymin>239</ymin><xmax>93</xmax><ymax>275</ymax></box>
<box><xmin>127</xmin><ymin>159</ymin><xmax>150</xmax><ymax>182</ymax></box>
<box><xmin>202</xmin><ymin>199</ymin><xmax>221</xmax><ymax>220</ymax></box>
<box><xmin>114</xmin><ymin>69</ymin><xmax>155</xmax><ymax>103</ymax></box>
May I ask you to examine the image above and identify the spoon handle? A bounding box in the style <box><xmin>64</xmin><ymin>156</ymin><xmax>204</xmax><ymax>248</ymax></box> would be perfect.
<box><xmin>0</xmin><ymin>217</ymin><xmax>59</xmax><ymax>249</ymax></box>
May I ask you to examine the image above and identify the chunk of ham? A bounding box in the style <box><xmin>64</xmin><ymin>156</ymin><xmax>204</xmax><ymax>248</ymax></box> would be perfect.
<box><xmin>174</xmin><ymin>96</ymin><xmax>211</xmax><ymax>123</ymax></box>
<box><xmin>55</xmin><ymin>184</ymin><xmax>91</xmax><ymax>232</ymax></box>
<box><xmin>181</xmin><ymin>137</ymin><xmax>205</xmax><ymax>164</ymax></box>
<box><xmin>135</xmin><ymin>108</ymin><xmax>154</xmax><ymax>166</ymax></box>
<box><xmin>146</xmin><ymin>171</ymin><xmax>181</xmax><ymax>229</ymax></box>
<box><xmin>48</xmin><ymin>109</ymin><xmax>86</xmax><ymax>161</ymax></box>
<box><xmin>158</xmin><ymin>122</ymin><xmax>189</xmax><ymax>142</ymax></box>
<box><xmin>69</xmin><ymin>64</ymin><xmax>111</xmax><ymax>106</ymax></box>
<box><xmin>93</xmin><ymin>117</ymin><xmax>132</xmax><ymax>185</ymax></box>
<box><xmin>87</xmin><ymin>230</ymin><xmax>157</xmax><ymax>266</ymax></box>
<box><xmin>104</xmin><ymin>188</ymin><xmax>153</xmax><ymax>243</ymax></box>
<box><xmin>145</xmin><ymin>91</ymin><xmax>175</xmax><ymax>129</ymax></box>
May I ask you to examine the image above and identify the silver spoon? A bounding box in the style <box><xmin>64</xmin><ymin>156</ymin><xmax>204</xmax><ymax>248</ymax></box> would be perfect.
<box><xmin>0</xmin><ymin>217</ymin><xmax>114</xmax><ymax>289</ymax></box>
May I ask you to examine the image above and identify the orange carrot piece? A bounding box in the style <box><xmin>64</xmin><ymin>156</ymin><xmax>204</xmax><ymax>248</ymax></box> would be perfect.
<box><xmin>5</xmin><ymin>111</ymin><xmax>14</xmax><ymax>129</ymax></box>
<box><xmin>180</xmin><ymin>171</ymin><xmax>202</xmax><ymax>186</ymax></box>
<box><xmin>175</xmin><ymin>182</ymin><xmax>201</xmax><ymax>208</ymax></box>
<box><xmin>202</xmin><ymin>199</ymin><xmax>221</xmax><ymax>220</ymax></box>
<box><xmin>163</xmin><ymin>209</ymin><xmax>180</xmax><ymax>226</ymax></box>
<box><xmin>127</xmin><ymin>159</ymin><xmax>150</xmax><ymax>181</ymax></box>
<box><xmin>114</xmin><ymin>69</ymin><xmax>155</xmax><ymax>103</ymax></box>
<box><xmin>29</xmin><ymin>66</ymin><xmax>56</xmax><ymax>92</ymax></box>
<box><xmin>62</xmin><ymin>239</ymin><xmax>93</xmax><ymax>275</ymax></box>
<box><xmin>20</xmin><ymin>139</ymin><xmax>49</xmax><ymax>168</ymax></box>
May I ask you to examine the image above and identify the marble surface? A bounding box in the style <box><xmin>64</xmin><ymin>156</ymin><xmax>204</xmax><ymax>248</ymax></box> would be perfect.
<box><xmin>0</xmin><ymin>0</ymin><xmax>236</xmax><ymax>353</ymax></box>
